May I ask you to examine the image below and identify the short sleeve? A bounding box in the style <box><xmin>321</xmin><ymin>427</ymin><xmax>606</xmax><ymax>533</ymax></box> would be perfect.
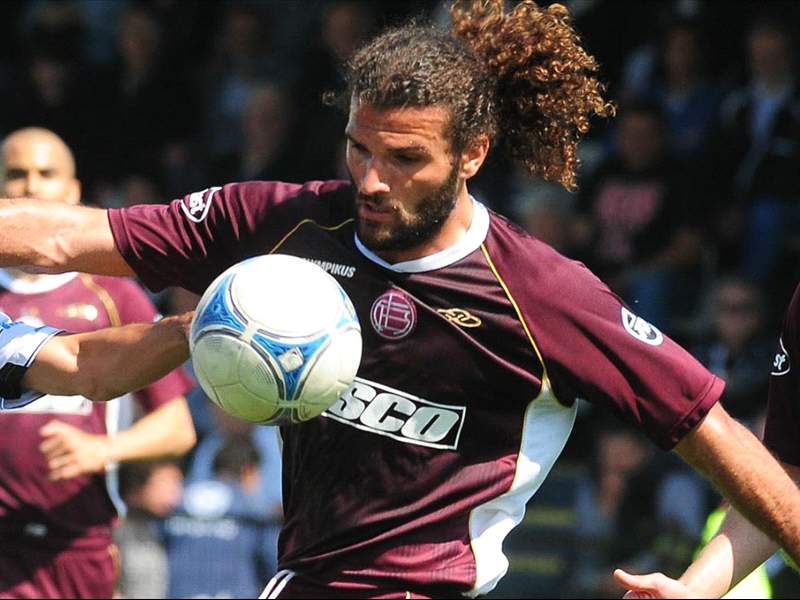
<box><xmin>0</xmin><ymin>312</ymin><xmax>62</xmax><ymax>409</ymax></box>
<box><xmin>501</xmin><ymin>237</ymin><xmax>723</xmax><ymax>450</ymax></box>
<box><xmin>763</xmin><ymin>285</ymin><xmax>800</xmax><ymax>465</ymax></box>
<box><xmin>108</xmin><ymin>180</ymin><xmax>353</xmax><ymax>295</ymax></box>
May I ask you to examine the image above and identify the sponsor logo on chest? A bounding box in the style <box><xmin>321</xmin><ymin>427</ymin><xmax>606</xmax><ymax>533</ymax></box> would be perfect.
<box><xmin>323</xmin><ymin>377</ymin><xmax>466</xmax><ymax>450</ymax></box>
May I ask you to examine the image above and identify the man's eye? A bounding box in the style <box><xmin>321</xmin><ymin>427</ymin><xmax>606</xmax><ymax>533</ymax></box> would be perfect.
<box><xmin>395</xmin><ymin>155</ymin><xmax>420</xmax><ymax>164</ymax></box>
<box><xmin>5</xmin><ymin>170</ymin><xmax>25</xmax><ymax>180</ymax></box>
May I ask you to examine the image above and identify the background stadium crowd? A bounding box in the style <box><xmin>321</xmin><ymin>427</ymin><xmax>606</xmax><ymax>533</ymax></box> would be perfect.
<box><xmin>1</xmin><ymin>0</ymin><xmax>800</xmax><ymax>597</ymax></box>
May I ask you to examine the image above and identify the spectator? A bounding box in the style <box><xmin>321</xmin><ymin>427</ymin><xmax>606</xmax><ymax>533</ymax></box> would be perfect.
<box><xmin>639</xmin><ymin>19</ymin><xmax>724</xmax><ymax>163</ymax></box>
<box><xmin>114</xmin><ymin>460</ymin><xmax>184</xmax><ymax>599</ymax></box>
<box><xmin>210</xmin><ymin>82</ymin><xmax>301</xmax><ymax>184</ymax></box>
<box><xmin>164</xmin><ymin>435</ymin><xmax>277</xmax><ymax>599</ymax></box>
<box><xmin>572</xmin><ymin>102</ymin><xmax>704</xmax><ymax>330</ymax></box>
<box><xmin>692</xmin><ymin>276</ymin><xmax>774</xmax><ymax>424</ymax></box>
<box><xmin>572</xmin><ymin>419</ymin><xmax>709</xmax><ymax>598</ymax></box>
<box><xmin>186</xmin><ymin>403</ymin><xmax>282</xmax><ymax>529</ymax></box>
<box><xmin>712</xmin><ymin>16</ymin><xmax>800</xmax><ymax>283</ymax></box>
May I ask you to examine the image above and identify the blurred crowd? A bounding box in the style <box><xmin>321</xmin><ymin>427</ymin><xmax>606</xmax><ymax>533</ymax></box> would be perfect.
<box><xmin>1</xmin><ymin>0</ymin><xmax>800</xmax><ymax>598</ymax></box>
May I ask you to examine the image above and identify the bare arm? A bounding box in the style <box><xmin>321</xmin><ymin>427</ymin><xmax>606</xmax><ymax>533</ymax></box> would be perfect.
<box><xmin>23</xmin><ymin>312</ymin><xmax>192</xmax><ymax>402</ymax></box>
<box><xmin>614</xmin><ymin>405</ymin><xmax>800</xmax><ymax>598</ymax></box>
<box><xmin>615</xmin><ymin>463</ymin><xmax>799</xmax><ymax>598</ymax></box>
<box><xmin>674</xmin><ymin>403</ymin><xmax>800</xmax><ymax>563</ymax></box>
<box><xmin>0</xmin><ymin>197</ymin><xmax>132</xmax><ymax>275</ymax></box>
<box><xmin>39</xmin><ymin>398</ymin><xmax>197</xmax><ymax>481</ymax></box>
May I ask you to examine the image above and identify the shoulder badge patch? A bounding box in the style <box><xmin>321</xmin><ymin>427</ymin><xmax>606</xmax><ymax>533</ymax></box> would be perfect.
<box><xmin>772</xmin><ymin>337</ymin><xmax>791</xmax><ymax>376</ymax></box>
<box><xmin>180</xmin><ymin>186</ymin><xmax>222</xmax><ymax>223</ymax></box>
<box><xmin>621</xmin><ymin>307</ymin><xmax>664</xmax><ymax>346</ymax></box>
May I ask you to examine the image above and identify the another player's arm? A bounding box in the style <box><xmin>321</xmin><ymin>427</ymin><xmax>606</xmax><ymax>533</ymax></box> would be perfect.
<box><xmin>613</xmin><ymin>403</ymin><xmax>800</xmax><ymax>598</ymax></box>
<box><xmin>40</xmin><ymin>398</ymin><xmax>196</xmax><ymax>481</ymax></box>
<box><xmin>0</xmin><ymin>197</ymin><xmax>130</xmax><ymax>275</ymax></box>
<box><xmin>615</xmin><ymin>462</ymin><xmax>800</xmax><ymax>598</ymax></box>
<box><xmin>24</xmin><ymin>312</ymin><xmax>192</xmax><ymax>402</ymax></box>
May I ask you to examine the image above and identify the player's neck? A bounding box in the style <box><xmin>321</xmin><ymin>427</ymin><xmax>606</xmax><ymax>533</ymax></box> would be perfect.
<box><xmin>375</xmin><ymin>188</ymin><xmax>474</xmax><ymax>264</ymax></box>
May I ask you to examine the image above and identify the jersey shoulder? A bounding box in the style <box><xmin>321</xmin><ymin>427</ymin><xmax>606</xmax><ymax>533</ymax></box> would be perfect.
<box><xmin>485</xmin><ymin>211</ymin><xmax>602</xmax><ymax>296</ymax></box>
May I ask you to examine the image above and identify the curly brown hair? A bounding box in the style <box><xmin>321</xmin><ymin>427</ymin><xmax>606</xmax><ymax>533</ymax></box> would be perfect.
<box><xmin>336</xmin><ymin>0</ymin><xmax>613</xmax><ymax>190</ymax></box>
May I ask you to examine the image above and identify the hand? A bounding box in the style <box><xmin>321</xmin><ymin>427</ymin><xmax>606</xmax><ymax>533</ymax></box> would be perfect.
<box><xmin>39</xmin><ymin>420</ymin><xmax>112</xmax><ymax>481</ymax></box>
<box><xmin>613</xmin><ymin>569</ymin><xmax>696</xmax><ymax>599</ymax></box>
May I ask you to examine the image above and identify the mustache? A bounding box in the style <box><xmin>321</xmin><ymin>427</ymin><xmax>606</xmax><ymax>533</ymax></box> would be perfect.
<box><xmin>355</xmin><ymin>193</ymin><xmax>397</xmax><ymax>210</ymax></box>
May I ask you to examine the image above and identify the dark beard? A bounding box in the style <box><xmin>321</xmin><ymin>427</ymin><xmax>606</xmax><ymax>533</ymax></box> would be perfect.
<box><xmin>354</xmin><ymin>165</ymin><xmax>460</xmax><ymax>252</ymax></box>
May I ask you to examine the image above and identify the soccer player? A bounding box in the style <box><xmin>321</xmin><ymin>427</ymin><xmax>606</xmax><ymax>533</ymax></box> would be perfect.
<box><xmin>1</xmin><ymin>1</ymin><xmax>800</xmax><ymax>597</ymax></box>
<box><xmin>0</xmin><ymin>127</ymin><xmax>196</xmax><ymax>599</ymax></box>
<box><xmin>614</xmin><ymin>279</ymin><xmax>800</xmax><ymax>599</ymax></box>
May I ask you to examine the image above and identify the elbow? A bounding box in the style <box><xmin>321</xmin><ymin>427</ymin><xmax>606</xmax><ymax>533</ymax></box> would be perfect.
<box><xmin>80</xmin><ymin>379</ymin><xmax>118</xmax><ymax>403</ymax></box>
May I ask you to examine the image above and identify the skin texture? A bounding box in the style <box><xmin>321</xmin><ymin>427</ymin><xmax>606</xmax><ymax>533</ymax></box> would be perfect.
<box><xmin>615</xmin><ymin>462</ymin><xmax>800</xmax><ymax>598</ymax></box>
<box><xmin>345</xmin><ymin>101</ymin><xmax>489</xmax><ymax>263</ymax></box>
<box><xmin>1</xmin><ymin>127</ymin><xmax>195</xmax><ymax>478</ymax></box>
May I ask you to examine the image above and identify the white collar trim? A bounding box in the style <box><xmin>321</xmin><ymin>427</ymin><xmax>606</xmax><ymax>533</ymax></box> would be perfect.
<box><xmin>354</xmin><ymin>197</ymin><xmax>489</xmax><ymax>273</ymax></box>
<box><xmin>0</xmin><ymin>270</ymin><xmax>79</xmax><ymax>294</ymax></box>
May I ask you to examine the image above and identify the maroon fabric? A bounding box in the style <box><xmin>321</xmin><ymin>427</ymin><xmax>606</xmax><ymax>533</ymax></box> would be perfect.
<box><xmin>764</xmin><ymin>283</ymin><xmax>800</xmax><ymax>465</ymax></box>
<box><xmin>264</xmin><ymin>572</ymin><xmax>439</xmax><ymax>599</ymax></box>
<box><xmin>0</xmin><ymin>543</ymin><xmax>117</xmax><ymax>599</ymax></box>
<box><xmin>0</xmin><ymin>275</ymin><xmax>193</xmax><ymax>551</ymax></box>
<box><xmin>109</xmin><ymin>180</ymin><xmax>723</xmax><ymax>593</ymax></box>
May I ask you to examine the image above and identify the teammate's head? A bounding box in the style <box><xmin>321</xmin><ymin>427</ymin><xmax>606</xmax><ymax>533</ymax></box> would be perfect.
<box><xmin>1</xmin><ymin>127</ymin><xmax>80</xmax><ymax>204</ymax></box>
<box><xmin>335</xmin><ymin>1</ymin><xmax>612</xmax><ymax>255</ymax></box>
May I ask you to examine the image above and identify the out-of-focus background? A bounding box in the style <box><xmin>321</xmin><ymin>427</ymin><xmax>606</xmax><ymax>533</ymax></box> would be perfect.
<box><xmin>1</xmin><ymin>0</ymin><xmax>799</xmax><ymax>597</ymax></box>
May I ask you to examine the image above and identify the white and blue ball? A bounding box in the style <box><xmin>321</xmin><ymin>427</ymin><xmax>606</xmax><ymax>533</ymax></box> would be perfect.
<box><xmin>190</xmin><ymin>254</ymin><xmax>362</xmax><ymax>425</ymax></box>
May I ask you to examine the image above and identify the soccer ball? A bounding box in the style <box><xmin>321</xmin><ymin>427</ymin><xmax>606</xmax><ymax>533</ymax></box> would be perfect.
<box><xmin>189</xmin><ymin>254</ymin><xmax>362</xmax><ymax>425</ymax></box>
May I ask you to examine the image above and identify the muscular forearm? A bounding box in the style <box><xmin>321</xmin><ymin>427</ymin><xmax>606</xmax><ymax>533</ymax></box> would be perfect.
<box><xmin>676</xmin><ymin>404</ymin><xmax>800</xmax><ymax>569</ymax></box>
<box><xmin>0</xmin><ymin>197</ymin><xmax>131</xmax><ymax>274</ymax></box>
<box><xmin>106</xmin><ymin>398</ymin><xmax>196</xmax><ymax>463</ymax></box>
<box><xmin>24</xmin><ymin>312</ymin><xmax>192</xmax><ymax>401</ymax></box>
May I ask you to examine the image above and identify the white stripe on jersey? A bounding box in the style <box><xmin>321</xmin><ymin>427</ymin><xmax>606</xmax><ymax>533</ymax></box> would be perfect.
<box><xmin>259</xmin><ymin>569</ymin><xmax>296</xmax><ymax>599</ymax></box>
<box><xmin>466</xmin><ymin>378</ymin><xmax>577</xmax><ymax>597</ymax></box>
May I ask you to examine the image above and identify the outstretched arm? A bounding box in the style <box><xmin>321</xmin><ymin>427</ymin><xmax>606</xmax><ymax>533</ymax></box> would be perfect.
<box><xmin>614</xmin><ymin>407</ymin><xmax>800</xmax><ymax>598</ymax></box>
<box><xmin>24</xmin><ymin>312</ymin><xmax>192</xmax><ymax>402</ymax></box>
<box><xmin>0</xmin><ymin>197</ymin><xmax>132</xmax><ymax>275</ymax></box>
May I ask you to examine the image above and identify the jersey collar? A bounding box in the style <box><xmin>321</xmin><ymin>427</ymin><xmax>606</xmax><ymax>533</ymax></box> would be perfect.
<box><xmin>354</xmin><ymin>197</ymin><xmax>489</xmax><ymax>273</ymax></box>
<box><xmin>0</xmin><ymin>270</ymin><xmax>78</xmax><ymax>294</ymax></box>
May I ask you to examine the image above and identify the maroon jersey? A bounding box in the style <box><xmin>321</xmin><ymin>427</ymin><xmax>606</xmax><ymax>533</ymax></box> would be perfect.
<box><xmin>109</xmin><ymin>181</ymin><xmax>723</xmax><ymax>595</ymax></box>
<box><xmin>0</xmin><ymin>272</ymin><xmax>193</xmax><ymax>550</ymax></box>
<box><xmin>764</xmin><ymin>283</ymin><xmax>800</xmax><ymax>465</ymax></box>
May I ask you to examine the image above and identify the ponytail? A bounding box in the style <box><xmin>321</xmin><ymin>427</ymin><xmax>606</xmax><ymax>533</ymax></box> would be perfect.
<box><xmin>451</xmin><ymin>0</ymin><xmax>613</xmax><ymax>190</ymax></box>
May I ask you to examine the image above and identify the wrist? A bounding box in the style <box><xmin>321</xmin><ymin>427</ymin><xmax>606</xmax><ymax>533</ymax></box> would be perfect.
<box><xmin>102</xmin><ymin>434</ymin><xmax>119</xmax><ymax>466</ymax></box>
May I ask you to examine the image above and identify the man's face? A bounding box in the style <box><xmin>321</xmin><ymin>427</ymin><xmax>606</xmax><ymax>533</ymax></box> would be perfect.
<box><xmin>345</xmin><ymin>102</ymin><xmax>461</xmax><ymax>253</ymax></box>
<box><xmin>2</xmin><ymin>135</ymin><xmax>79</xmax><ymax>204</ymax></box>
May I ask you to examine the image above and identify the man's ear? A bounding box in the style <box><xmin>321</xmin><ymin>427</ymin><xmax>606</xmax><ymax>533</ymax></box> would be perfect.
<box><xmin>458</xmin><ymin>134</ymin><xmax>490</xmax><ymax>180</ymax></box>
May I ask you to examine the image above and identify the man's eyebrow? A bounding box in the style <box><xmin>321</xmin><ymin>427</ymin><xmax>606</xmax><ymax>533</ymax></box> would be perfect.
<box><xmin>345</xmin><ymin>132</ymin><xmax>432</xmax><ymax>156</ymax></box>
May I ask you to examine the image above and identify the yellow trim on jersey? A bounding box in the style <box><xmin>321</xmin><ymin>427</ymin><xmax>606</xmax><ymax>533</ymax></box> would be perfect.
<box><xmin>268</xmin><ymin>218</ymin><xmax>355</xmax><ymax>255</ymax></box>
<box><xmin>480</xmin><ymin>243</ymin><xmax>548</xmax><ymax>381</ymax></box>
<box><xmin>78</xmin><ymin>274</ymin><xmax>123</xmax><ymax>327</ymax></box>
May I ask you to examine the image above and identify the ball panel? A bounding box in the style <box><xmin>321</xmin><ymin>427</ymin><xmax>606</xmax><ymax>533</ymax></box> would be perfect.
<box><xmin>232</xmin><ymin>256</ymin><xmax>340</xmax><ymax>337</ymax></box>
<box><xmin>189</xmin><ymin>254</ymin><xmax>363</xmax><ymax>426</ymax></box>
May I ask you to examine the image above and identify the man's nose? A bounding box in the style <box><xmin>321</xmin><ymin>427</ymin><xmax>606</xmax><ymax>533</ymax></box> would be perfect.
<box><xmin>24</xmin><ymin>172</ymin><xmax>41</xmax><ymax>197</ymax></box>
<box><xmin>358</xmin><ymin>160</ymin><xmax>390</xmax><ymax>196</ymax></box>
